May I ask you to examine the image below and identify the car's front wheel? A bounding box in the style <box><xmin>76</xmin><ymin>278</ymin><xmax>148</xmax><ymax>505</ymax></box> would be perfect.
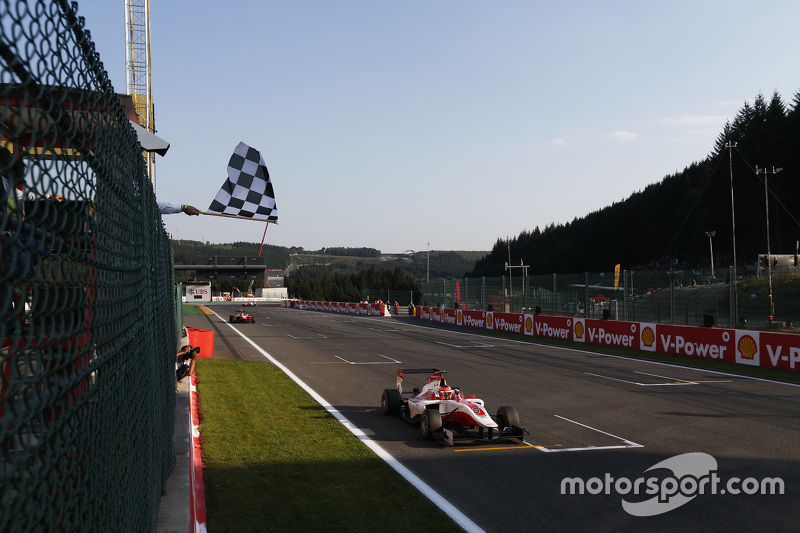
<box><xmin>420</xmin><ymin>407</ymin><xmax>442</xmax><ymax>440</ymax></box>
<box><xmin>381</xmin><ymin>388</ymin><xmax>401</xmax><ymax>415</ymax></box>
<box><xmin>496</xmin><ymin>406</ymin><xmax>520</xmax><ymax>430</ymax></box>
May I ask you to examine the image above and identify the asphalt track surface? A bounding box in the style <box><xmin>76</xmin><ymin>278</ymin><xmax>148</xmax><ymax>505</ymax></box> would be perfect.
<box><xmin>187</xmin><ymin>305</ymin><xmax>800</xmax><ymax>533</ymax></box>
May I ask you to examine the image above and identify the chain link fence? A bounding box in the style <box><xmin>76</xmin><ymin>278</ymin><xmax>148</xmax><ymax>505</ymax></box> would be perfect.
<box><xmin>2</xmin><ymin>2</ymin><xmax>178</xmax><ymax>531</ymax></box>
<box><xmin>422</xmin><ymin>267</ymin><xmax>800</xmax><ymax>329</ymax></box>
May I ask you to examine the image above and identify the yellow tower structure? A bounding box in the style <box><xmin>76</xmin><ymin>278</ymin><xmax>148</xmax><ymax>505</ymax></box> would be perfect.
<box><xmin>125</xmin><ymin>0</ymin><xmax>156</xmax><ymax>182</ymax></box>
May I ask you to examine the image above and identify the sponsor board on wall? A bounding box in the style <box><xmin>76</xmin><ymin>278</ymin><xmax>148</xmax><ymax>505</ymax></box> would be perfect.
<box><xmin>460</xmin><ymin>310</ymin><xmax>487</xmax><ymax>329</ymax></box>
<box><xmin>584</xmin><ymin>319</ymin><xmax>639</xmax><ymax>348</ymax></box>
<box><xmin>290</xmin><ymin>302</ymin><xmax>800</xmax><ymax>373</ymax></box>
<box><xmin>657</xmin><ymin>324</ymin><xmax>733</xmax><ymax>362</ymax></box>
<box><xmin>639</xmin><ymin>323</ymin><xmax>657</xmax><ymax>352</ymax></box>
<box><xmin>759</xmin><ymin>331</ymin><xmax>800</xmax><ymax>371</ymax></box>
<box><xmin>441</xmin><ymin>308</ymin><xmax>458</xmax><ymax>326</ymax></box>
<box><xmin>491</xmin><ymin>312</ymin><xmax>525</xmax><ymax>335</ymax></box>
<box><xmin>735</xmin><ymin>330</ymin><xmax>759</xmax><ymax>366</ymax></box>
<box><xmin>573</xmin><ymin>318</ymin><xmax>586</xmax><ymax>343</ymax></box>
<box><xmin>534</xmin><ymin>316</ymin><xmax>573</xmax><ymax>341</ymax></box>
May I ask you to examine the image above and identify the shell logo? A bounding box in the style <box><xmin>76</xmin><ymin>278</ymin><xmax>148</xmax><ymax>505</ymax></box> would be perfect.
<box><xmin>525</xmin><ymin>316</ymin><xmax>533</xmax><ymax>333</ymax></box>
<box><xmin>641</xmin><ymin>327</ymin><xmax>655</xmax><ymax>348</ymax></box>
<box><xmin>574</xmin><ymin>321</ymin><xmax>584</xmax><ymax>339</ymax></box>
<box><xmin>457</xmin><ymin>310</ymin><xmax>462</xmax><ymax>322</ymax></box>
<box><xmin>487</xmin><ymin>314</ymin><xmax>493</xmax><ymax>327</ymax></box>
<box><xmin>737</xmin><ymin>335</ymin><xmax>758</xmax><ymax>360</ymax></box>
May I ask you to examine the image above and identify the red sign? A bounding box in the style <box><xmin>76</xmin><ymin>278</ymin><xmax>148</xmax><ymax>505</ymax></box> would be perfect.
<box><xmin>490</xmin><ymin>312</ymin><xmax>525</xmax><ymax>334</ymax></box>
<box><xmin>656</xmin><ymin>324</ymin><xmax>734</xmax><ymax>362</ymax></box>
<box><xmin>459</xmin><ymin>310</ymin><xmax>487</xmax><ymax>329</ymax></box>
<box><xmin>532</xmin><ymin>316</ymin><xmax>573</xmax><ymax>340</ymax></box>
<box><xmin>583</xmin><ymin>319</ymin><xmax>639</xmax><ymax>348</ymax></box>
<box><xmin>757</xmin><ymin>331</ymin><xmax>800</xmax><ymax>371</ymax></box>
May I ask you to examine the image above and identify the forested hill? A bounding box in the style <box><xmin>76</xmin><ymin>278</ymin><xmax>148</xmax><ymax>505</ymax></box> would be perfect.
<box><xmin>470</xmin><ymin>89</ymin><xmax>800</xmax><ymax>277</ymax></box>
<box><xmin>171</xmin><ymin>240</ymin><xmax>485</xmax><ymax>282</ymax></box>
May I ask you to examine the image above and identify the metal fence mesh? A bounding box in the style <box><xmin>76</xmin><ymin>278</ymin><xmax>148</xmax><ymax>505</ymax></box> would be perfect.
<box><xmin>1</xmin><ymin>1</ymin><xmax>177</xmax><ymax>531</ymax></box>
<box><xmin>423</xmin><ymin>267</ymin><xmax>799</xmax><ymax>329</ymax></box>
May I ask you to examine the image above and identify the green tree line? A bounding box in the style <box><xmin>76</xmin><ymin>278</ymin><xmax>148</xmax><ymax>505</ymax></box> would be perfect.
<box><xmin>470</xmin><ymin>89</ymin><xmax>800</xmax><ymax>276</ymax></box>
<box><xmin>285</xmin><ymin>266</ymin><xmax>421</xmax><ymax>302</ymax></box>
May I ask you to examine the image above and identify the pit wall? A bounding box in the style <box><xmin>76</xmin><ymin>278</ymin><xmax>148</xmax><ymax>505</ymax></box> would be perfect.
<box><xmin>282</xmin><ymin>300</ymin><xmax>800</xmax><ymax>372</ymax></box>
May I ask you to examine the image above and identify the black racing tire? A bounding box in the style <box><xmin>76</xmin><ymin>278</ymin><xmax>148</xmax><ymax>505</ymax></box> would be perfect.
<box><xmin>229</xmin><ymin>315</ymin><xmax>234</xmax><ymax>322</ymax></box>
<box><xmin>381</xmin><ymin>388</ymin><xmax>402</xmax><ymax>415</ymax></box>
<box><xmin>420</xmin><ymin>407</ymin><xmax>442</xmax><ymax>440</ymax></box>
<box><xmin>496</xmin><ymin>406</ymin><xmax>520</xmax><ymax>430</ymax></box>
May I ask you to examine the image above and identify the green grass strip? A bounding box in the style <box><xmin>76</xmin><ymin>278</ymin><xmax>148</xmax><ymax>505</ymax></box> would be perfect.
<box><xmin>196</xmin><ymin>359</ymin><xmax>456</xmax><ymax>532</ymax></box>
<box><xmin>181</xmin><ymin>304</ymin><xmax>206</xmax><ymax>315</ymax></box>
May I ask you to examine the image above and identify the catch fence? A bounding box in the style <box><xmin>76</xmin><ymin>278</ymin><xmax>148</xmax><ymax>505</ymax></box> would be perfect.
<box><xmin>422</xmin><ymin>267</ymin><xmax>800</xmax><ymax>329</ymax></box>
<box><xmin>2</xmin><ymin>2</ymin><xmax>178</xmax><ymax>531</ymax></box>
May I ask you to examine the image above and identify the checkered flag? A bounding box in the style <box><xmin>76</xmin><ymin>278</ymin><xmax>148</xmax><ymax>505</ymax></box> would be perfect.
<box><xmin>207</xmin><ymin>142</ymin><xmax>278</xmax><ymax>222</ymax></box>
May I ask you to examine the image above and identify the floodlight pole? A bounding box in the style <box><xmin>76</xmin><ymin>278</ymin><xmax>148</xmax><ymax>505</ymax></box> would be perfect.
<box><xmin>427</xmin><ymin>238</ymin><xmax>430</xmax><ymax>283</ymax></box>
<box><xmin>726</xmin><ymin>141</ymin><xmax>738</xmax><ymax>325</ymax></box>
<box><xmin>705</xmin><ymin>231</ymin><xmax>715</xmax><ymax>282</ymax></box>
<box><xmin>757</xmin><ymin>165</ymin><xmax>783</xmax><ymax>323</ymax></box>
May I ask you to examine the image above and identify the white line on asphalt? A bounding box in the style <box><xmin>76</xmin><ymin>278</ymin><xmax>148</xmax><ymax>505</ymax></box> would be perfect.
<box><xmin>333</xmin><ymin>354</ymin><xmax>402</xmax><ymax>365</ymax></box>
<box><xmin>537</xmin><ymin>415</ymin><xmax>644</xmax><ymax>453</ymax></box>
<box><xmin>584</xmin><ymin>371</ymin><xmax>697</xmax><ymax>387</ymax></box>
<box><xmin>358</xmin><ymin>317</ymin><xmax>800</xmax><ymax>388</ymax></box>
<box><xmin>205</xmin><ymin>308</ymin><xmax>485</xmax><ymax>533</ymax></box>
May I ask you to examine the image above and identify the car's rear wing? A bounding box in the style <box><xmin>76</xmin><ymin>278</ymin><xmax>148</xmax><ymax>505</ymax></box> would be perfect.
<box><xmin>396</xmin><ymin>368</ymin><xmax>446</xmax><ymax>393</ymax></box>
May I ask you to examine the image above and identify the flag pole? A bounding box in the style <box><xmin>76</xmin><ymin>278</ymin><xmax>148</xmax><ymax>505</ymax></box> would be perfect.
<box><xmin>199</xmin><ymin>211</ymin><xmax>278</xmax><ymax>223</ymax></box>
<box><xmin>258</xmin><ymin>223</ymin><xmax>269</xmax><ymax>257</ymax></box>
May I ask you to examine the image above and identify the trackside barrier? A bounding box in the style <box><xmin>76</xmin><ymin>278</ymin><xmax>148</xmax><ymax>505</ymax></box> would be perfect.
<box><xmin>282</xmin><ymin>300</ymin><xmax>800</xmax><ymax>372</ymax></box>
<box><xmin>282</xmin><ymin>299</ymin><xmax>386</xmax><ymax>316</ymax></box>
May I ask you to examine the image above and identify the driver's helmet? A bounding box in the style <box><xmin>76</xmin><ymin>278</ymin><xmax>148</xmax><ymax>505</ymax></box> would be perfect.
<box><xmin>440</xmin><ymin>386</ymin><xmax>453</xmax><ymax>400</ymax></box>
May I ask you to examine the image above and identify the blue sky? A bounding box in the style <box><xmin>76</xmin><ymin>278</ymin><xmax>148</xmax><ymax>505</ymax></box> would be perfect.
<box><xmin>76</xmin><ymin>1</ymin><xmax>800</xmax><ymax>252</ymax></box>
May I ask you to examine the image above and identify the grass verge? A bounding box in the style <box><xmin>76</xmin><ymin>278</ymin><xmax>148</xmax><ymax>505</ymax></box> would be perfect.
<box><xmin>182</xmin><ymin>304</ymin><xmax>206</xmax><ymax>315</ymax></box>
<box><xmin>195</xmin><ymin>359</ymin><xmax>456</xmax><ymax>532</ymax></box>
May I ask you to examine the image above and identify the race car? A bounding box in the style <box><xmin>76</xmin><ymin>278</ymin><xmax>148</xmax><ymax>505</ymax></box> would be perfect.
<box><xmin>229</xmin><ymin>309</ymin><xmax>255</xmax><ymax>323</ymax></box>
<box><xmin>380</xmin><ymin>368</ymin><xmax>527</xmax><ymax>446</ymax></box>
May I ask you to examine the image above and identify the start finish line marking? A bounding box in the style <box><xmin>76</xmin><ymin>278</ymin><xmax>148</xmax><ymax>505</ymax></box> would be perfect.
<box><xmin>333</xmin><ymin>354</ymin><xmax>402</xmax><ymax>365</ymax></box>
<box><xmin>585</xmin><ymin>370</ymin><xmax>732</xmax><ymax>387</ymax></box>
<box><xmin>536</xmin><ymin>415</ymin><xmax>644</xmax><ymax>453</ymax></box>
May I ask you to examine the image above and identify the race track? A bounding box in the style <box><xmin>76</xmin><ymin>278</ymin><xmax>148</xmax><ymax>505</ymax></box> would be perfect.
<box><xmin>186</xmin><ymin>305</ymin><xmax>800</xmax><ymax>532</ymax></box>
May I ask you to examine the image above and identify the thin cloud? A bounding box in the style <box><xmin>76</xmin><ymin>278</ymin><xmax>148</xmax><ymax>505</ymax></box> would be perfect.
<box><xmin>551</xmin><ymin>138</ymin><xmax>566</xmax><ymax>145</ymax></box>
<box><xmin>659</xmin><ymin>115</ymin><xmax>729</xmax><ymax>126</ymax></box>
<box><xmin>609</xmin><ymin>131</ymin><xmax>639</xmax><ymax>140</ymax></box>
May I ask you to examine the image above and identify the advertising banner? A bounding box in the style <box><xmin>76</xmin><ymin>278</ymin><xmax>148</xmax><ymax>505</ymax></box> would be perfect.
<box><xmin>656</xmin><ymin>324</ymin><xmax>734</xmax><ymax>362</ymax></box>
<box><xmin>573</xmin><ymin>318</ymin><xmax>585</xmax><ymax>343</ymax></box>
<box><xmin>639</xmin><ymin>323</ymin><xmax>657</xmax><ymax>352</ymax></box>
<box><xmin>756</xmin><ymin>331</ymin><xmax>800</xmax><ymax>370</ymax></box>
<box><xmin>583</xmin><ymin>319</ymin><xmax>639</xmax><ymax>349</ymax></box>
<box><xmin>459</xmin><ymin>310</ymin><xmax>488</xmax><ymax>329</ymax></box>
<box><xmin>441</xmin><ymin>308</ymin><xmax>458</xmax><ymax>326</ymax></box>
<box><xmin>488</xmin><ymin>312</ymin><xmax>524</xmax><ymax>334</ymax></box>
<box><xmin>533</xmin><ymin>316</ymin><xmax>573</xmax><ymax>341</ymax></box>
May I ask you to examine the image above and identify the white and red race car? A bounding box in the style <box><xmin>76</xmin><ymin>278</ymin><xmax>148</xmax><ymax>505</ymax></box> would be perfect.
<box><xmin>381</xmin><ymin>368</ymin><xmax>527</xmax><ymax>446</ymax></box>
<box><xmin>229</xmin><ymin>309</ymin><xmax>255</xmax><ymax>323</ymax></box>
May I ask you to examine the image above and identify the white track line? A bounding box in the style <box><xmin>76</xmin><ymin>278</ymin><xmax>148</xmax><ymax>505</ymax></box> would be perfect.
<box><xmin>206</xmin><ymin>308</ymin><xmax>485</xmax><ymax>533</ymax></box>
<box><xmin>536</xmin><ymin>415</ymin><xmax>644</xmax><ymax>453</ymax></box>
<box><xmin>584</xmin><ymin>371</ymin><xmax>697</xmax><ymax>387</ymax></box>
